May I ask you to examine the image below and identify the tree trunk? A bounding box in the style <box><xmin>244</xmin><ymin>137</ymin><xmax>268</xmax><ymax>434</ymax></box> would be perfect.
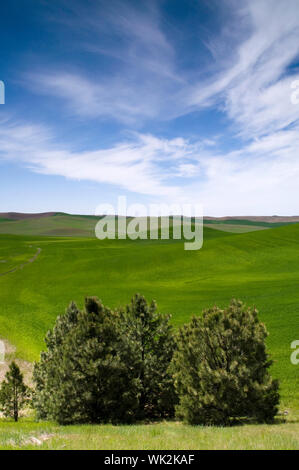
<box><xmin>14</xmin><ymin>386</ymin><xmax>18</xmax><ymax>422</ymax></box>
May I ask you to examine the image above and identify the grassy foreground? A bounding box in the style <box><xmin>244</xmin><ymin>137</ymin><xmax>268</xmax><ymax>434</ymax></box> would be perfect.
<box><xmin>0</xmin><ymin>417</ymin><xmax>298</xmax><ymax>450</ymax></box>
<box><xmin>0</xmin><ymin>224</ymin><xmax>299</xmax><ymax>449</ymax></box>
<box><xmin>0</xmin><ymin>225</ymin><xmax>299</xmax><ymax>409</ymax></box>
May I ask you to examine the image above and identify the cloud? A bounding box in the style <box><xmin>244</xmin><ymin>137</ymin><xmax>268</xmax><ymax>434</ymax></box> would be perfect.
<box><xmin>0</xmin><ymin>119</ymin><xmax>186</xmax><ymax>199</ymax></box>
<box><xmin>25</xmin><ymin>0</ymin><xmax>182</xmax><ymax>124</ymax></box>
<box><xmin>27</xmin><ymin>0</ymin><xmax>299</xmax><ymax>136</ymax></box>
<box><xmin>4</xmin><ymin>0</ymin><xmax>299</xmax><ymax>215</ymax></box>
<box><xmin>2</xmin><ymin>115</ymin><xmax>299</xmax><ymax>215</ymax></box>
<box><xmin>26</xmin><ymin>72</ymin><xmax>152</xmax><ymax>123</ymax></box>
<box><xmin>189</xmin><ymin>0</ymin><xmax>299</xmax><ymax>138</ymax></box>
<box><xmin>175</xmin><ymin>163</ymin><xmax>200</xmax><ymax>178</ymax></box>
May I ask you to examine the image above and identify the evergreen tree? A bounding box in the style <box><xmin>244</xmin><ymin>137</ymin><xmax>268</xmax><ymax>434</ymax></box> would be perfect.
<box><xmin>34</xmin><ymin>298</ymin><xmax>139</xmax><ymax>424</ymax></box>
<box><xmin>0</xmin><ymin>362</ymin><xmax>30</xmax><ymax>422</ymax></box>
<box><xmin>33</xmin><ymin>301</ymin><xmax>81</xmax><ymax>420</ymax></box>
<box><xmin>171</xmin><ymin>299</ymin><xmax>280</xmax><ymax>425</ymax></box>
<box><xmin>34</xmin><ymin>294</ymin><xmax>177</xmax><ymax>424</ymax></box>
<box><xmin>124</xmin><ymin>294</ymin><xmax>177</xmax><ymax>419</ymax></box>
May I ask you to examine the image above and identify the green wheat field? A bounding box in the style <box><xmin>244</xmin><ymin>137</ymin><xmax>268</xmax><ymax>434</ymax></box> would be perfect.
<box><xmin>0</xmin><ymin>214</ymin><xmax>298</xmax><ymax>449</ymax></box>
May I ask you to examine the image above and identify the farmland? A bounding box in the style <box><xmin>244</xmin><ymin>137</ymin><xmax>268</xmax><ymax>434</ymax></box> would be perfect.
<box><xmin>0</xmin><ymin>215</ymin><xmax>298</xmax><ymax>449</ymax></box>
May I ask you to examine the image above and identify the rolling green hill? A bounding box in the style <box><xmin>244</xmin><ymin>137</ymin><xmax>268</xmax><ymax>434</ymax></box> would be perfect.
<box><xmin>0</xmin><ymin>212</ymin><xmax>294</xmax><ymax>237</ymax></box>
<box><xmin>204</xmin><ymin>218</ymin><xmax>299</xmax><ymax>227</ymax></box>
<box><xmin>0</xmin><ymin>214</ymin><xmax>98</xmax><ymax>237</ymax></box>
<box><xmin>0</xmin><ymin>224</ymin><xmax>298</xmax><ymax>411</ymax></box>
<box><xmin>203</xmin><ymin>223</ymin><xmax>269</xmax><ymax>233</ymax></box>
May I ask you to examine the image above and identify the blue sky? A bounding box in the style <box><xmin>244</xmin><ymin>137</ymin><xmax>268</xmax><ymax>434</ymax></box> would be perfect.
<box><xmin>1</xmin><ymin>0</ymin><xmax>299</xmax><ymax>215</ymax></box>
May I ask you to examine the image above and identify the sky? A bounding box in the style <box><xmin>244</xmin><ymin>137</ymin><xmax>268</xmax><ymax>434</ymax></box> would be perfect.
<box><xmin>1</xmin><ymin>0</ymin><xmax>299</xmax><ymax>216</ymax></box>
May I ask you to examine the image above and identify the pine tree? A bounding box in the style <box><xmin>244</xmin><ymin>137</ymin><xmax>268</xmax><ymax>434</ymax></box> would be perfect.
<box><xmin>34</xmin><ymin>294</ymin><xmax>177</xmax><ymax>424</ymax></box>
<box><xmin>124</xmin><ymin>294</ymin><xmax>177</xmax><ymax>419</ymax></box>
<box><xmin>33</xmin><ymin>301</ymin><xmax>81</xmax><ymax>420</ymax></box>
<box><xmin>0</xmin><ymin>362</ymin><xmax>30</xmax><ymax>422</ymax></box>
<box><xmin>33</xmin><ymin>297</ymin><xmax>140</xmax><ymax>424</ymax></box>
<box><xmin>171</xmin><ymin>299</ymin><xmax>280</xmax><ymax>425</ymax></box>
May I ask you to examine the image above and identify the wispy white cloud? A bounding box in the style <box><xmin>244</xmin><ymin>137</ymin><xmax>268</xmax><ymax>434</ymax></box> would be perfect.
<box><xmin>26</xmin><ymin>72</ymin><xmax>155</xmax><ymax>123</ymax></box>
<box><xmin>4</xmin><ymin>0</ymin><xmax>299</xmax><ymax>215</ymax></box>
<box><xmin>0</xmin><ymin>119</ymin><xmax>186</xmax><ymax>199</ymax></box>
<box><xmin>27</xmin><ymin>0</ymin><xmax>299</xmax><ymax>136</ymax></box>
<box><xmin>25</xmin><ymin>0</ymin><xmax>182</xmax><ymax>124</ymax></box>
<box><xmin>185</xmin><ymin>128</ymin><xmax>299</xmax><ymax>215</ymax></box>
<box><xmin>182</xmin><ymin>0</ymin><xmax>299</xmax><ymax>214</ymax></box>
<box><xmin>2</xmin><ymin>115</ymin><xmax>299</xmax><ymax>214</ymax></box>
<box><xmin>189</xmin><ymin>0</ymin><xmax>299</xmax><ymax>138</ymax></box>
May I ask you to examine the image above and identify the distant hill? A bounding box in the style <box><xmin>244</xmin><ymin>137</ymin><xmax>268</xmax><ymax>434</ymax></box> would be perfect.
<box><xmin>205</xmin><ymin>215</ymin><xmax>299</xmax><ymax>223</ymax></box>
<box><xmin>0</xmin><ymin>212</ymin><xmax>298</xmax><ymax>237</ymax></box>
<box><xmin>0</xmin><ymin>212</ymin><xmax>60</xmax><ymax>220</ymax></box>
<box><xmin>0</xmin><ymin>213</ymin><xmax>97</xmax><ymax>237</ymax></box>
<box><xmin>2</xmin><ymin>212</ymin><xmax>299</xmax><ymax>222</ymax></box>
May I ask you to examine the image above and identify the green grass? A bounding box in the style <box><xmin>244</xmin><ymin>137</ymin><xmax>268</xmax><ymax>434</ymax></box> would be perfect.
<box><xmin>0</xmin><ymin>224</ymin><xmax>299</xmax><ymax>449</ymax></box>
<box><xmin>0</xmin><ymin>224</ymin><xmax>298</xmax><ymax>412</ymax></box>
<box><xmin>204</xmin><ymin>218</ymin><xmax>299</xmax><ymax>228</ymax></box>
<box><xmin>0</xmin><ymin>236</ymin><xmax>37</xmax><ymax>275</ymax></box>
<box><xmin>0</xmin><ymin>215</ymin><xmax>97</xmax><ymax>237</ymax></box>
<box><xmin>203</xmin><ymin>223</ymin><xmax>269</xmax><ymax>233</ymax></box>
<box><xmin>0</xmin><ymin>213</ymin><xmax>282</xmax><ymax>237</ymax></box>
<box><xmin>0</xmin><ymin>417</ymin><xmax>298</xmax><ymax>449</ymax></box>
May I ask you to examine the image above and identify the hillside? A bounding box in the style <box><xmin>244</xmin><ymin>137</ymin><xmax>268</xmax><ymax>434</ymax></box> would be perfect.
<box><xmin>0</xmin><ymin>212</ymin><xmax>298</xmax><ymax>237</ymax></box>
<box><xmin>0</xmin><ymin>224</ymin><xmax>298</xmax><ymax>412</ymax></box>
<box><xmin>0</xmin><ymin>214</ymin><xmax>97</xmax><ymax>237</ymax></box>
<box><xmin>205</xmin><ymin>215</ymin><xmax>299</xmax><ymax>223</ymax></box>
<box><xmin>0</xmin><ymin>212</ymin><xmax>59</xmax><ymax>220</ymax></box>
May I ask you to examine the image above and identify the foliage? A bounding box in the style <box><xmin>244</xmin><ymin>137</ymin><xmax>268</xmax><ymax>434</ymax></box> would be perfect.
<box><xmin>34</xmin><ymin>298</ymin><xmax>140</xmax><ymax>424</ymax></box>
<box><xmin>123</xmin><ymin>294</ymin><xmax>177</xmax><ymax>419</ymax></box>
<box><xmin>33</xmin><ymin>301</ymin><xmax>81</xmax><ymax>421</ymax></box>
<box><xmin>0</xmin><ymin>362</ymin><xmax>30</xmax><ymax>422</ymax></box>
<box><xmin>171</xmin><ymin>299</ymin><xmax>280</xmax><ymax>425</ymax></box>
<box><xmin>34</xmin><ymin>294</ymin><xmax>176</xmax><ymax>424</ymax></box>
<box><xmin>2</xmin><ymin>223</ymin><xmax>298</xmax><ymax>414</ymax></box>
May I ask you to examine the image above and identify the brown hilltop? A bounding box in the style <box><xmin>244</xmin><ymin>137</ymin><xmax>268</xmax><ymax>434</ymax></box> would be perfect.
<box><xmin>1</xmin><ymin>212</ymin><xmax>299</xmax><ymax>224</ymax></box>
<box><xmin>0</xmin><ymin>212</ymin><xmax>60</xmax><ymax>220</ymax></box>
<box><xmin>204</xmin><ymin>216</ymin><xmax>299</xmax><ymax>223</ymax></box>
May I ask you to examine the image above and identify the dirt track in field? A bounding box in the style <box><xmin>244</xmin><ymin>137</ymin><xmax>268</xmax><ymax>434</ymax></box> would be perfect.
<box><xmin>0</xmin><ymin>247</ymin><xmax>41</xmax><ymax>277</ymax></box>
